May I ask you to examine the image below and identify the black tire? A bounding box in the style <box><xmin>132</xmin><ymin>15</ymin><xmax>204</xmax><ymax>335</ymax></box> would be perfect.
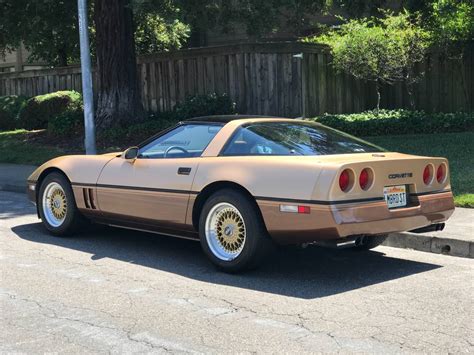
<box><xmin>38</xmin><ymin>172</ymin><xmax>84</xmax><ymax>236</ymax></box>
<box><xmin>199</xmin><ymin>189</ymin><xmax>272</xmax><ymax>273</ymax></box>
<box><xmin>353</xmin><ymin>234</ymin><xmax>388</xmax><ymax>251</ymax></box>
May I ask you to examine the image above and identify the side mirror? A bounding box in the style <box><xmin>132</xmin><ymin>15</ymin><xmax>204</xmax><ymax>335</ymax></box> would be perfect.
<box><xmin>122</xmin><ymin>146</ymin><xmax>139</xmax><ymax>162</ymax></box>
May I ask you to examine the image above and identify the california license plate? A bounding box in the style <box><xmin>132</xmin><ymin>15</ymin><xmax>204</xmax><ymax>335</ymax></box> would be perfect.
<box><xmin>383</xmin><ymin>185</ymin><xmax>407</xmax><ymax>208</ymax></box>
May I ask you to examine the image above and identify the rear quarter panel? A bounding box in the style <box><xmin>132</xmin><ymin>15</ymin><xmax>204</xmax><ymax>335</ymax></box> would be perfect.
<box><xmin>191</xmin><ymin>156</ymin><xmax>323</xmax><ymax>200</ymax></box>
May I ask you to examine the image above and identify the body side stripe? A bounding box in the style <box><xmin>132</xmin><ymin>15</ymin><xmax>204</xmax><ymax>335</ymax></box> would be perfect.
<box><xmin>71</xmin><ymin>182</ymin><xmax>200</xmax><ymax>195</ymax></box>
<box><xmin>70</xmin><ymin>182</ymin><xmax>451</xmax><ymax>205</ymax></box>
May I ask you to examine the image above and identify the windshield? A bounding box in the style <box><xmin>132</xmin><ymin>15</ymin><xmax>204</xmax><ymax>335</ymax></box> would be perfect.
<box><xmin>221</xmin><ymin>121</ymin><xmax>382</xmax><ymax>156</ymax></box>
<box><xmin>139</xmin><ymin>123</ymin><xmax>222</xmax><ymax>158</ymax></box>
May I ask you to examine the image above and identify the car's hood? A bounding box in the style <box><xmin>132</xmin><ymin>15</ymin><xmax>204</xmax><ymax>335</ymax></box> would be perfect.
<box><xmin>28</xmin><ymin>154</ymin><xmax>117</xmax><ymax>185</ymax></box>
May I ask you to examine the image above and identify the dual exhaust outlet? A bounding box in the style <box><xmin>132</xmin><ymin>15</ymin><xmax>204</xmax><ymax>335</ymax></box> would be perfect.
<box><xmin>313</xmin><ymin>235</ymin><xmax>370</xmax><ymax>249</ymax></box>
<box><xmin>312</xmin><ymin>223</ymin><xmax>445</xmax><ymax>249</ymax></box>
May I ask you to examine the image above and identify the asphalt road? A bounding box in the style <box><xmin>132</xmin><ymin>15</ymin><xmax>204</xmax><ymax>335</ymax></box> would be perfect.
<box><xmin>1</xmin><ymin>191</ymin><xmax>473</xmax><ymax>353</ymax></box>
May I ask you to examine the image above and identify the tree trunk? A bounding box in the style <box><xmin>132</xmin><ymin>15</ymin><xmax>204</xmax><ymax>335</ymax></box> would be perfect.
<box><xmin>375</xmin><ymin>80</ymin><xmax>381</xmax><ymax>114</ymax></box>
<box><xmin>94</xmin><ymin>0</ymin><xmax>144</xmax><ymax>130</ymax></box>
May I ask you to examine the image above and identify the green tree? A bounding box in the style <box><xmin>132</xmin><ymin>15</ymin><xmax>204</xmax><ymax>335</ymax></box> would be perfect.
<box><xmin>134</xmin><ymin>14</ymin><xmax>190</xmax><ymax>55</ymax></box>
<box><xmin>304</xmin><ymin>11</ymin><xmax>430</xmax><ymax>111</ymax></box>
<box><xmin>426</xmin><ymin>0</ymin><xmax>473</xmax><ymax>108</ymax></box>
<box><xmin>0</xmin><ymin>0</ymin><xmax>80</xmax><ymax>67</ymax></box>
<box><xmin>0</xmin><ymin>0</ymin><xmax>190</xmax><ymax>66</ymax></box>
<box><xmin>403</xmin><ymin>0</ymin><xmax>474</xmax><ymax>48</ymax></box>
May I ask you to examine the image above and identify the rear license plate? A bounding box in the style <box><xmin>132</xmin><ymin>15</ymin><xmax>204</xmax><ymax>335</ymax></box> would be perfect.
<box><xmin>383</xmin><ymin>185</ymin><xmax>407</xmax><ymax>208</ymax></box>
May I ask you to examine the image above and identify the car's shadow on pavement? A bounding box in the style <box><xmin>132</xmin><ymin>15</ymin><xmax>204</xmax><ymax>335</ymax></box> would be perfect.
<box><xmin>12</xmin><ymin>222</ymin><xmax>441</xmax><ymax>299</ymax></box>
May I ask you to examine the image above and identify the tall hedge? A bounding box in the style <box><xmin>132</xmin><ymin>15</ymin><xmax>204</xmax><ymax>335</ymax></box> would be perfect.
<box><xmin>313</xmin><ymin>110</ymin><xmax>474</xmax><ymax>136</ymax></box>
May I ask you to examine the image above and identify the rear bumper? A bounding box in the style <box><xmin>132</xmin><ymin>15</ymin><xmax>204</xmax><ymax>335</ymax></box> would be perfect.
<box><xmin>258</xmin><ymin>191</ymin><xmax>455</xmax><ymax>244</ymax></box>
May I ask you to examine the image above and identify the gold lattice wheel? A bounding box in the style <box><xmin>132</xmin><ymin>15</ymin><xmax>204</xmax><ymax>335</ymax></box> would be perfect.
<box><xmin>50</xmin><ymin>188</ymin><xmax>67</xmax><ymax>219</ymax></box>
<box><xmin>42</xmin><ymin>182</ymin><xmax>68</xmax><ymax>227</ymax></box>
<box><xmin>205</xmin><ymin>202</ymin><xmax>246</xmax><ymax>261</ymax></box>
<box><xmin>215</xmin><ymin>208</ymin><xmax>245</xmax><ymax>252</ymax></box>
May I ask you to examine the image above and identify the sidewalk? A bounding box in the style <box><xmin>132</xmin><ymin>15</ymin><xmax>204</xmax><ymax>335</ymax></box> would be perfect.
<box><xmin>1</xmin><ymin>163</ymin><xmax>472</xmax><ymax>258</ymax></box>
<box><xmin>0</xmin><ymin>163</ymin><xmax>37</xmax><ymax>193</ymax></box>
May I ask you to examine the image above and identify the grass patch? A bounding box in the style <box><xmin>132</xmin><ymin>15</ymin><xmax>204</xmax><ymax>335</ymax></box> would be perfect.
<box><xmin>0</xmin><ymin>130</ymin><xmax>69</xmax><ymax>165</ymax></box>
<box><xmin>367</xmin><ymin>131</ymin><xmax>474</xmax><ymax>208</ymax></box>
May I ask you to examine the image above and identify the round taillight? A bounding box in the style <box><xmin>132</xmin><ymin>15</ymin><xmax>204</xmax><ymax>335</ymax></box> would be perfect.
<box><xmin>339</xmin><ymin>169</ymin><xmax>350</xmax><ymax>192</ymax></box>
<box><xmin>437</xmin><ymin>164</ymin><xmax>446</xmax><ymax>183</ymax></box>
<box><xmin>359</xmin><ymin>168</ymin><xmax>370</xmax><ymax>190</ymax></box>
<box><xmin>423</xmin><ymin>165</ymin><xmax>432</xmax><ymax>185</ymax></box>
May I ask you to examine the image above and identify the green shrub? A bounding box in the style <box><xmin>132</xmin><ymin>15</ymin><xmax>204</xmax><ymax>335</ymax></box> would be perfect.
<box><xmin>48</xmin><ymin>107</ymin><xmax>84</xmax><ymax>136</ymax></box>
<box><xmin>312</xmin><ymin>110</ymin><xmax>474</xmax><ymax>136</ymax></box>
<box><xmin>0</xmin><ymin>95</ymin><xmax>28</xmax><ymax>131</ymax></box>
<box><xmin>174</xmin><ymin>93</ymin><xmax>236</xmax><ymax>119</ymax></box>
<box><xmin>18</xmin><ymin>91</ymin><xmax>82</xmax><ymax>130</ymax></box>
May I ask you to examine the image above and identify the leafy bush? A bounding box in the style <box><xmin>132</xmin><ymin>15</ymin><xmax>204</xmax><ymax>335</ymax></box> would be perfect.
<box><xmin>134</xmin><ymin>14</ymin><xmax>190</xmax><ymax>55</ymax></box>
<box><xmin>174</xmin><ymin>93</ymin><xmax>237</xmax><ymax>119</ymax></box>
<box><xmin>0</xmin><ymin>95</ymin><xmax>28</xmax><ymax>131</ymax></box>
<box><xmin>48</xmin><ymin>107</ymin><xmax>84</xmax><ymax>136</ymax></box>
<box><xmin>18</xmin><ymin>91</ymin><xmax>82</xmax><ymax>130</ymax></box>
<box><xmin>312</xmin><ymin>110</ymin><xmax>474</xmax><ymax>136</ymax></box>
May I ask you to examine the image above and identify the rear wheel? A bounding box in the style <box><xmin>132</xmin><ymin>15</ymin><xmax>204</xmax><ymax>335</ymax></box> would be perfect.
<box><xmin>353</xmin><ymin>234</ymin><xmax>388</xmax><ymax>251</ymax></box>
<box><xmin>199</xmin><ymin>189</ymin><xmax>272</xmax><ymax>272</ymax></box>
<box><xmin>38</xmin><ymin>172</ymin><xmax>84</xmax><ymax>236</ymax></box>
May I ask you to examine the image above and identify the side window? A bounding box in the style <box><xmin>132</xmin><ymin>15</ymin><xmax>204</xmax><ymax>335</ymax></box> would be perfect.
<box><xmin>139</xmin><ymin>124</ymin><xmax>222</xmax><ymax>159</ymax></box>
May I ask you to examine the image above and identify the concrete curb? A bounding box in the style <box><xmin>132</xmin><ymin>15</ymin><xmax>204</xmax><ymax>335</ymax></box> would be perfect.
<box><xmin>383</xmin><ymin>233</ymin><xmax>473</xmax><ymax>259</ymax></box>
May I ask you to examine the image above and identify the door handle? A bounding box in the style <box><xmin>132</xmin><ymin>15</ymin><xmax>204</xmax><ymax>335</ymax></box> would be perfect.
<box><xmin>177</xmin><ymin>167</ymin><xmax>192</xmax><ymax>175</ymax></box>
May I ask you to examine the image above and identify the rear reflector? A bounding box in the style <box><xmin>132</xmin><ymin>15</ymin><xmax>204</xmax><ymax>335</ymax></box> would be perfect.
<box><xmin>298</xmin><ymin>205</ymin><xmax>311</xmax><ymax>214</ymax></box>
<box><xmin>280</xmin><ymin>205</ymin><xmax>310</xmax><ymax>214</ymax></box>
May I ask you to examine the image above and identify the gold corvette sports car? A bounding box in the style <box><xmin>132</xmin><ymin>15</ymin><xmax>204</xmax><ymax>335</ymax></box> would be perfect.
<box><xmin>27</xmin><ymin>116</ymin><xmax>455</xmax><ymax>272</ymax></box>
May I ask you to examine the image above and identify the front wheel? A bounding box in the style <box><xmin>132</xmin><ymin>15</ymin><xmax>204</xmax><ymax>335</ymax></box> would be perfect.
<box><xmin>199</xmin><ymin>189</ymin><xmax>272</xmax><ymax>273</ymax></box>
<box><xmin>38</xmin><ymin>172</ymin><xmax>84</xmax><ymax>236</ymax></box>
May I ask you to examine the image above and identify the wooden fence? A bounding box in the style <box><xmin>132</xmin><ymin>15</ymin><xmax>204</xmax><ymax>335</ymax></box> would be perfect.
<box><xmin>0</xmin><ymin>42</ymin><xmax>472</xmax><ymax>116</ymax></box>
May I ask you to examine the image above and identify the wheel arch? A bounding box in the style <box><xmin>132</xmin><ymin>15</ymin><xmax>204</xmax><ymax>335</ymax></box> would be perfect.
<box><xmin>191</xmin><ymin>181</ymin><xmax>267</xmax><ymax>232</ymax></box>
<box><xmin>35</xmin><ymin>167</ymin><xmax>72</xmax><ymax>203</ymax></box>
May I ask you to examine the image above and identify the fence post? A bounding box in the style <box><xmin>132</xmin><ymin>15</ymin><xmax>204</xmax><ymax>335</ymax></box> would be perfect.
<box><xmin>293</xmin><ymin>53</ymin><xmax>306</xmax><ymax>118</ymax></box>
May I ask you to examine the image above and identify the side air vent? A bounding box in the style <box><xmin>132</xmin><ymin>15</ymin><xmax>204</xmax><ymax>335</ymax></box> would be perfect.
<box><xmin>82</xmin><ymin>188</ymin><xmax>96</xmax><ymax>209</ymax></box>
<box><xmin>88</xmin><ymin>188</ymin><xmax>96</xmax><ymax>209</ymax></box>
